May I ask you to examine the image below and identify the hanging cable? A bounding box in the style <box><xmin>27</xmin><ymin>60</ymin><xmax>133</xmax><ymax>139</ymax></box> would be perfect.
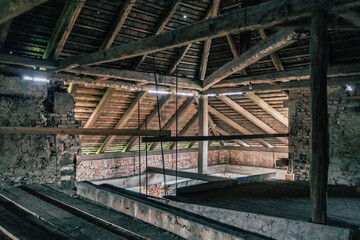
<box><xmin>152</xmin><ymin>53</ymin><xmax>167</xmax><ymax>196</ymax></box>
<box><xmin>175</xmin><ymin>68</ymin><xmax>178</xmax><ymax>196</ymax></box>
<box><xmin>138</xmin><ymin>100</ymin><xmax>141</xmax><ymax>194</ymax></box>
<box><xmin>145</xmin><ymin>116</ymin><xmax>148</xmax><ymax>196</ymax></box>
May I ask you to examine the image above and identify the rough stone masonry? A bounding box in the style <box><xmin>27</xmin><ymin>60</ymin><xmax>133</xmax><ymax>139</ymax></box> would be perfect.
<box><xmin>289</xmin><ymin>85</ymin><xmax>360</xmax><ymax>186</ymax></box>
<box><xmin>0</xmin><ymin>75</ymin><xmax>81</xmax><ymax>188</ymax></box>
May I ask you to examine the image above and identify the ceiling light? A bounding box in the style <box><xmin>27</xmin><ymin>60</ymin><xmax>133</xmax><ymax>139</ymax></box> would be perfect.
<box><xmin>207</xmin><ymin>93</ymin><xmax>216</xmax><ymax>97</ymax></box>
<box><xmin>219</xmin><ymin>91</ymin><xmax>243</xmax><ymax>96</ymax></box>
<box><xmin>345</xmin><ymin>84</ymin><xmax>354</xmax><ymax>92</ymax></box>
<box><xmin>148</xmin><ymin>90</ymin><xmax>170</xmax><ymax>95</ymax></box>
<box><xmin>176</xmin><ymin>92</ymin><xmax>193</xmax><ymax>96</ymax></box>
<box><xmin>23</xmin><ymin>76</ymin><xmax>33</xmax><ymax>81</ymax></box>
<box><xmin>33</xmin><ymin>77</ymin><xmax>49</xmax><ymax>82</ymax></box>
<box><xmin>183</xmin><ymin>15</ymin><xmax>187</xmax><ymax>19</ymax></box>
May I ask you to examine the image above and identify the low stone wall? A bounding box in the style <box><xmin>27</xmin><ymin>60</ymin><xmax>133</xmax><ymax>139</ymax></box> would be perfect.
<box><xmin>0</xmin><ymin>75</ymin><xmax>81</xmax><ymax>188</ymax></box>
<box><xmin>289</xmin><ymin>86</ymin><xmax>360</xmax><ymax>186</ymax></box>
<box><xmin>77</xmin><ymin>147</ymin><xmax>288</xmax><ymax>182</ymax></box>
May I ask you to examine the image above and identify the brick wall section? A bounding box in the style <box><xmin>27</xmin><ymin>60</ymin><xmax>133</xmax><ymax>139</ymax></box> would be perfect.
<box><xmin>289</xmin><ymin>86</ymin><xmax>360</xmax><ymax>186</ymax></box>
<box><xmin>0</xmin><ymin>76</ymin><xmax>81</xmax><ymax>188</ymax></box>
<box><xmin>77</xmin><ymin>148</ymin><xmax>288</xmax><ymax>182</ymax></box>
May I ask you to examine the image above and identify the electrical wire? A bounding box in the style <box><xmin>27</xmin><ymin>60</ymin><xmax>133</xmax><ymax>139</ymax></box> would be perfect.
<box><xmin>138</xmin><ymin>100</ymin><xmax>141</xmax><ymax>193</ymax></box>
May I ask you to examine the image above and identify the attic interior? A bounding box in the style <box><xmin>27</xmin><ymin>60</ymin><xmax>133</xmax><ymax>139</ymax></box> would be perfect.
<box><xmin>0</xmin><ymin>0</ymin><xmax>360</xmax><ymax>239</ymax></box>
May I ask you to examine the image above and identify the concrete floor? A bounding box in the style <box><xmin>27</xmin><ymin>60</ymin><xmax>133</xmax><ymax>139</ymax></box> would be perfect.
<box><xmin>170</xmin><ymin>180</ymin><xmax>360</xmax><ymax>234</ymax></box>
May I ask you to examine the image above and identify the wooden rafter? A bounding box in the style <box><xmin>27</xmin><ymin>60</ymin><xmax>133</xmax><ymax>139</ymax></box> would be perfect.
<box><xmin>0</xmin><ymin>0</ymin><xmax>48</xmax><ymax>25</ymax></box>
<box><xmin>59</xmin><ymin>0</ymin><xmax>360</xmax><ymax>70</ymax></box>
<box><xmin>215</xmin><ymin>127</ymin><xmax>250</xmax><ymax>147</ymax></box>
<box><xmin>134</xmin><ymin>0</ymin><xmax>181</xmax><ymax>70</ymax></box>
<box><xmin>43</xmin><ymin>0</ymin><xmax>85</xmax><ymax>60</ymax></box>
<box><xmin>82</xmin><ymin>88</ymin><xmax>115</xmax><ymax>129</ymax></box>
<box><xmin>208</xmin><ymin>105</ymin><xmax>273</xmax><ymax>148</ymax></box>
<box><xmin>337</xmin><ymin>10</ymin><xmax>360</xmax><ymax>27</ymax></box>
<box><xmin>208</xmin><ymin>114</ymin><xmax>225</xmax><ymax>147</ymax></box>
<box><xmin>96</xmin><ymin>91</ymin><xmax>147</xmax><ymax>154</ymax></box>
<box><xmin>148</xmin><ymin>97</ymin><xmax>194</xmax><ymax>150</ymax></box>
<box><xmin>246</xmin><ymin>93</ymin><xmax>288</xmax><ymax>127</ymax></box>
<box><xmin>100</xmin><ymin>0</ymin><xmax>136</xmax><ymax>50</ymax></box>
<box><xmin>0</xmin><ymin>20</ymin><xmax>12</xmax><ymax>51</ymax></box>
<box><xmin>166</xmin><ymin>112</ymin><xmax>198</xmax><ymax>149</ymax></box>
<box><xmin>258</xmin><ymin>29</ymin><xmax>285</xmax><ymax>71</ymax></box>
<box><xmin>199</xmin><ymin>0</ymin><xmax>220</xmax><ymax>81</ymax></box>
<box><xmin>218</xmin><ymin>95</ymin><xmax>288</xmax><ymax>144</ymax></box>
<box><xmin>225</xmin><ymin>34</ymin><xmax>247</xmax><ymax>75</ymax></box>
<box><xmin>203</xmin><ymin>29</ymin><xmax>303</xmax><ymax>90</ymax></box>
<box><xmin>123</xmin><ymin>94</ymin><xmax>172</xmax><ymax>152</ymax></box>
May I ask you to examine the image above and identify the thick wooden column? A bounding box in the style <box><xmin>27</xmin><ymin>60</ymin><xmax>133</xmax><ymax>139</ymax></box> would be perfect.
<box><xmin>309</xmin><ymin>1</ymin><xmax>329</xmax><ymax>224</ymax></box>
<box><xmin>198</xmin><ymin>95</ymin><xmax>208</xmax><ymax>174</ymax></box>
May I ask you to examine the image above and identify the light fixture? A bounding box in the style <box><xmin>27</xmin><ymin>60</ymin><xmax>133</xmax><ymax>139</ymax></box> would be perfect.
<box><xmin>219</xmin><ymin>91</ymin><xmax>243</xmax><ymax>96</ymax></box>
<box><xmin>84</xmin><ymin>83</ymin><xmax>88</xmax><ymax>86</ymax></box>
<box><xmin>23</xmin><ymin>75</ymin><xmax>49</xmax><ymax>83</ymax></box>
<box><xmin>207</xmin><ymin>93</ymin><xmax>216</xmax><ymax>97</ymax></box>
<box><xmin>345</xmin><ymin>84</ymin><xmax>354</xmax><ymax>92</ymax></box>
<box><xmin>148</xmin><ymin>90</ymin><xmax>170</xmax><ymax>95</ymax></box>
<box><xmin>183</xmin><ymin>15</ymin><xmax>187</xmax><ymax>19</ymax></box>
<box><xmin>176</xmin><ymin>92</ymin><xmax>193</xmax><ymax>96</ymax></box>
<box><xmin>23</xmin><ymin>76</ymin><xmax>33</xmax><ymax>81</ymax></box>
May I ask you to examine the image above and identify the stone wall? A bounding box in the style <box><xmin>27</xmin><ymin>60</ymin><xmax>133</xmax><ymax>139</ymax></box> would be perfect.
<box><xmin>0</xmin><ymin>75</ymin><xmax>81</xmax><ymax>188</ymax></box>
<box><xmin>289</xmin><ymin>86</ymin><xmax>360</xmax><ymax>186</ymax></box>
<box><xmin>77</xmin><ymin>147</ymin><xmax>287</xmax><ymax>182</ymax></box>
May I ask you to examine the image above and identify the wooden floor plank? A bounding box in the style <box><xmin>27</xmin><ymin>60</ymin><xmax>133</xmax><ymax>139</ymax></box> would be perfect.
<box><xmin>0</xmin><ymin>187</ymin><xmax>124</xmax><ymax>240</ymax></box>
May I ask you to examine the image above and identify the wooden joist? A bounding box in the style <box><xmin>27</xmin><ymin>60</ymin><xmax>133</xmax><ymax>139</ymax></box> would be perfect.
<box><xmin>225</xmin><ymin>34</ymin><xmax>247</xmax><ymax>76</ymax></box>
<box><xmin>0</xmin><ymin>0</ymin><xmax>48</xmax><ymax>25</ymax></box>
<box><xmin>100</xmin><ymin>0</ymin><xmax>136</xmax><ymax>50</ymax></box>
<box><xmin>258</xmin><ymin>29</ymin><xmax>285</xmax><ymax>71</ymax></box>
<box><xmin>202</xmin><ymin>29</ymin><xmax>302</xmax><ymax>90</ymax></box>
<box><xmin>337</xmin><ymin>10</ymin><xmax>360</xmax><ymax>27</ymax></box>
<box><xmin>43</xmin><ymin>0</ymin><xmax>85</xmax><ymax>60</ymax></box>
<box><xmin>123</xmin><ymin>94</ymin><xmax>172</xmax><ymax>152</ymax></box>
<box><xmin>148</xmin><ymin>97</ymin><xmax>194</xmax><ymax>150</ymax></box>
<box><xmin>96</xmin><ymin>91</ymin><xmax>147</xmax><ymax>154</ymax></box>
<box><xmin>57</xmin><ymin>0</ymin><xmax>360</xmax><ymax>70</ymax></box>
<box><xmin>208</xmin><ymin>114</ymin><xmax>225</xmax><ymax>147</ymax></box>
<box><xmin>166</xmin><ymin>113</ymin><xmax>198</xmax><ymax>149</ymax></box>
<box><xmin>208</xmin><ymin>106</ymin><xmax>273</xmax><ymax>148</ymax></box>
<box><xmin>218</xmin><ymin>95</ymin><xmax>288</xmax><ymax>145</ymax></box>
<box><xmin>246</xmin><ymin>93</ymin><xmax>289</xmax><ymax>127</ymax></box>
<box><xmin>0</xmin><ymin>127</ymin><xmax>170</xmax><ymax>136</ymax></box>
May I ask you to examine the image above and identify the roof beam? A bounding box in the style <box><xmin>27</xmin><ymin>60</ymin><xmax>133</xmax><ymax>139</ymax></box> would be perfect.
<box><xmin>96</xmin><ymin>91</ymin><xmax>147</xmax><ymax>154</ymax></box>
<box><xmin>213</xmin><ymin>63</ymin><xmax>360</xmax><ymax>87</ymax></box>
<box><xmin>43</xmin><ymin>0</ymin><xmax>85</xmax><ymax>60</ymax></box>
<box><xmin>58</xmin><ymin>0</ymin><xmax>360</xmax><ymax>70</ymax></box>
<box><xmin>133</xmin><ymin>0</ymin><xmax>181</xmax><ymax>70</ymax></box>
<box><xmin>166</xmin><ymin>112</ymin><xmax>198</xmax><ymax>149</ymax></box>
<box><xmin>246</xmin><ymin>93</ymin><xmax>288</xmax><ymax>127</ymax></box>
<box><xmin>215</xmin><ymin>127</ymin><xmax>250</xmax><ymax>147</ymax></box>
<box><xmin>0</xmin><ymin>20</ymin><xmax>11</xmax><ymax>51</ymax></box>
<box><xmin>218</xmin><ymin>95</ymin><xmax>288</xmax><ymax>144</ymax></box>
<box><xmin>208</xmin><ymin>105</ymin><xmax>273</xmax><ymax>148</ymax></box>
<box><xmin>225</xmin><ymin>34</ymin><xmax>247</xmax><ymax>75</ymax></box>
<box><xmin>100</xmin><ymin>0</ymin><xmax>136</xmax><ymax>50</ymax></box>
<box><xmin>202</xmin><ymin>29</ymin><xmax>302</xmax><ymax>90</ymax></box>
<box><xmin>148</xmin><ymin>97</ymin><xmax>194</xmax><ymax>150</ymax></box>
<box><xmin>0</xmin><ymin>0</ymin><xmax>48</xmax><ymax>25</ymax></box>
<box><xmin>123</xmin><ymin>94</ymin><xmax>172</xmax><ymax>152</ymax></box>
<box><xmin>198</xmin><ymin>0</ymin><xmax>220</xmax><ymax>81</ymax></box>
<box><xmin>337</xmin><ymin>10</ymin><xmax>360</xmax><ymax>27</ymax></box>
<box><xmin>205</xmin><ymin>75</ymin><xmax>360</xmax><ymax>94</ymax></box>
<box><xmin>0</xmin><ymin>127</ymin><xmax>170</xmax><ymax>136</ymax></box>
<box><xmin>258</xmin><ymin>29</ymin><xmax>285</xmax><ymax>71</ymax></box>
<box><xmin>66</xmin><ymin>66</ymin><xmax>202</xmax><ymax>90</ymax></box>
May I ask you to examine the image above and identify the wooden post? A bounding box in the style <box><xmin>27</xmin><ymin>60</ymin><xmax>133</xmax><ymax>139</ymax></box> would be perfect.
<box><xmin>198</xmin><ymin>94</ymin><xmax>208</xmax><ymax>174</ymax></box>
<box><xmin>309</xmin><ymin>1</ymin><xmax>329</xmax><ymax>224</ymax></box>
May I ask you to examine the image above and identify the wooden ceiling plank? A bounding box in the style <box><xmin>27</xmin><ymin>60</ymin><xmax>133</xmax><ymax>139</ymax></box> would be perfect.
<box><xmin>208</xmin><ymin>105</ymin><xmax>273</xmax><ymax>148</ymax></box>
<box><xmin>60</xmin><ymin>0</ymin><xmax>360</xmax><ymax>70</ymax></box>
<box><xmin>100</xmin><ymin>0</ymin><xmax>136</xmax><ymax>50</ymax></box>
<box><xmin>218</xmin><ymin>95</ymin><xmax>288</xmax><ymax>144</ymax></box>
<box><xmin>134</xmin><ymin>0</ymin><xmax>181</xmax><ymax>70</ymax></box>
<box><xmin>0</xmin><ymin>20</ymin><xmax>12</xmax><ymax>51</ymax></box>
<box><xmin>43</xmin><ymin>0</ymin><xmax>85</xmax><ymax>60</ymax></box>
<box><xmin>96</xmin><ymin>91</ymin><xmax>147</xmax><ymax>153</ymax></box>
<box><xmin>124</xmin><ymin>94</ymin><xmax>172</xmax><ymax>152</ymax></box>
<box><xmin>246</xmin><ymin>92</ymin><xmax>288</xmax><ymax>127</ymax></box>
<box><xmin>149</xmin><ymin>97</ymin><xmax>194</xmax><ymax>150</ymax></box>
<box><xmin>202</xmin><ymin>29</ymin><xmax>303</xmax><ymax>90</ymax></box>
<box><xmin>0</xmin><ymin>0</ymin><xmax>48</xmax><ymax>25</ymax></box>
